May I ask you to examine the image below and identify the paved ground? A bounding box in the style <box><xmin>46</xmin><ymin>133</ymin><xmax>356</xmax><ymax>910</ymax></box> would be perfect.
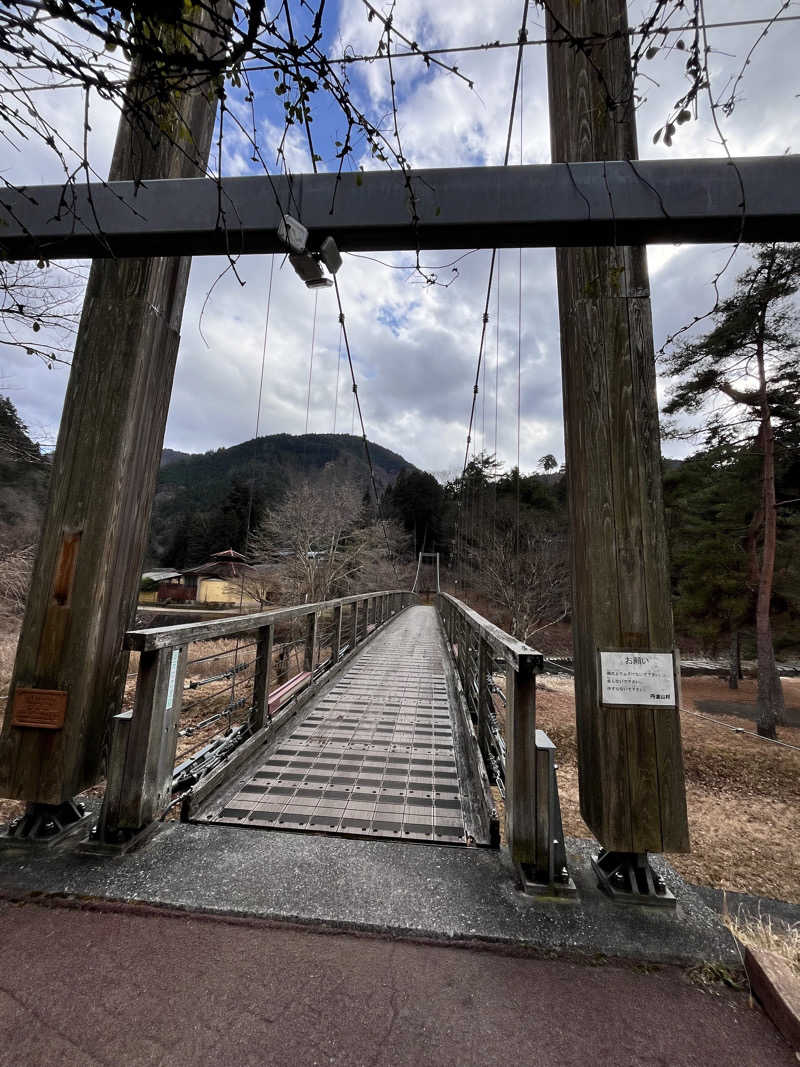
<box><xmin>0</xmin><ymin>899</ymin><xmax>794</xmax><ymax>1067</ymax></box>
<box><xmin>0</xmin><ymin>826</ymin><xmax>740</xmax><ymax>967</ymax></box>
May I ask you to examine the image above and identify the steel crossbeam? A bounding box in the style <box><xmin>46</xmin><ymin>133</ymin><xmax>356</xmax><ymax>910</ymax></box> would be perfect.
<box><xmin>2</xmin><ymin>155</ymin><xmax>799</xmax><ymax>261</ymax></box>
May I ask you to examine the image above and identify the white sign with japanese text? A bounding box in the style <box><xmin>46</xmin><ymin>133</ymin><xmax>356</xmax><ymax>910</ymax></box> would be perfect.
<box><xmin>599</xmin><ymin>651</ymin><xmax>677</xmax><ymax>708</ymax></box>
<box><xmin>165</xmin><ymin>648</ymin><xmax>180</xmax><ymax>712</ymax></box>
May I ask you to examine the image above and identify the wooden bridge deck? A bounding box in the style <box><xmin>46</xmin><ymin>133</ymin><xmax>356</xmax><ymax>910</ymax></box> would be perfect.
<box><xmin>211</xmin><ymin>606</ymin><xmax>472</xmax><ymax>844</ymax></box>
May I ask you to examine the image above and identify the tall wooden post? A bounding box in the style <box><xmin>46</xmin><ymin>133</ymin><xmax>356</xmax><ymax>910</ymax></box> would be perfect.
<box><xmin>0</xmin><ymin>9</ymin><xmax>226</xmax><ymax>807</ymax></box>
<box><xmin>545</xmin><ymin>0</ymin><xmax>689</xmax><ymax>856</ymax></box>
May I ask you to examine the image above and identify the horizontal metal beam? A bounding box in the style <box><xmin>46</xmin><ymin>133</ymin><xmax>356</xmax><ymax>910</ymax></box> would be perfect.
<box><xmin>2</xmin><ymin>155</ymin><xmax>799</xmax><ymax>260</ymax></box>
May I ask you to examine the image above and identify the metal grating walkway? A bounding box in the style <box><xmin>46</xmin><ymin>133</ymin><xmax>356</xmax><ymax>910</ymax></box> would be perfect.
<box><xmin>213</xmin><ymin>606</ymin><xmax>467</xmax><ymax>843</ymax></box>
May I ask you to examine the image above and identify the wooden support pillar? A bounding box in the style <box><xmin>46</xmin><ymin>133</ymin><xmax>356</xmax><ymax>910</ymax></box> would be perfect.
<box><xmin>251</xmin><ymin>623</ymin><xmax>275</xmax><ymax>730</ymax></box>
<box><xmin>0</xmin><ymin>7</ymin><xmax>225</xmax><ymax>806</ymax></box>
<box><xmin>546</xmin><ymin>0</ymin><xmax>689</xmax><ymax>853</ymax></box>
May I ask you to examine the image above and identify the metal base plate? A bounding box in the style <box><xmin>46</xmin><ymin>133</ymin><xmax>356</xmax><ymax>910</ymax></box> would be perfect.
<box><xmin>518</xmin><ymin>862</ymin><xmax>577</xmax><ymax>900</ymax></box>
<box><xmin>0</xmin><ymin>800</ymin><xmax>92</xmax><ymax>850</ymax></box>
<box><xmin>592</xmin><ymin>850</ymin><xmax>676</xmax><ymax>908</ymax></box>
<box><xmin>78</xmin><ymin>820</ymin><xmax>163</xmax><ymax>856</ymax></box>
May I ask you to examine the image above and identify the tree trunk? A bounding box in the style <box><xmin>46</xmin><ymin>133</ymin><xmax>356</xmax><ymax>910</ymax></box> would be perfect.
<box><xmin>728</xmin><ymin>630</ymin><xmax>740</xmax><ymax>690</ymax></box>
<box><xmin>755</xmin><ymin>381</ymin><xmax>785</xmax><ymax>737</ymax></box>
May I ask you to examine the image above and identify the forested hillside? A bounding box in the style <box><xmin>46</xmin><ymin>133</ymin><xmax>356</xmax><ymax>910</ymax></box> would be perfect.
<box><xmin>149</xmin><ymin>433</ymin><xmax>415</xmax><ymax>568</ymax></box>
<box><xmin>663</xmin><ymin>428</ymin><xmax>800</xmax><ymax>659</ymax></box>
<box><xmin>2</xmin><ymin>393</ymin><xmax>798</xmax><ymax>659</ymax></box>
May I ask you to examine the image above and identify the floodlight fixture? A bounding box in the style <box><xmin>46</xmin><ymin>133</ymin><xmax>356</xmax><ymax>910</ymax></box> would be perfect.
<box><xmin>319</xmin><ymin>236</ymin><xmax>342</xmax><ymax>275</ymax></box>
<box><xmin>280</xmin><ymin>217</ymin><xmax>339</xmax><ymax>290</ymax></box>
<box><xmin>288</xmin><ymin>252</ymin><xmax>325</xmax><ymax>284</ymax></box>
<box><xmin>277</xmin><ymin>214</ymin><xmax>309</xmax><ymax>254</ymax></box>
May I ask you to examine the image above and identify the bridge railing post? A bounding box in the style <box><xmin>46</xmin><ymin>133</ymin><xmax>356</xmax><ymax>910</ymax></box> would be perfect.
<box><xmin>456</xmin><ymin>613</ymin><xmax>466</xmax><ymax>685</ymax></box>
<box><xmin>477</xmin><ymin>637</ymin><xmax>490</xmax><ymax>757</ymax></box>
<box><xmin>433</xmin><ymin>592</ymin><xmax>571</xmax><ymax>894</ymax></box>
<box><xmin>98</xmin><ymin>642</ymin><xmax>188</xmax><ymax>843</ymax></box>
<box><xmin>331</xmin><ymin>605</ymin><xmax>343</xmax><ymax>664</ymax></box>
<box><xmin>251</xmin><ymin>622</ymin><xmax>275</xmax><ymax>730</ymax></box>
<box><xmin>505</xmin><ymin>654</ymin><xmax>538</xmax><ymax>874</ymax></box>
<box><xmin>352</xmin><ymin>600</ymin><xmax>360</xmax><ymax>647</ymax></box>
<box><xmin>303</xmin><ymin>610</ymin><xmax>318</xmax><ymax>674</ymax></box>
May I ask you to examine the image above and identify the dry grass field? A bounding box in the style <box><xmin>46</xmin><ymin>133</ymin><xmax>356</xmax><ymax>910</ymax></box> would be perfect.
<box><xmin>536</xmin><ymin>674</ymin><xmax>800</xmax><ymax>905</ymax></box>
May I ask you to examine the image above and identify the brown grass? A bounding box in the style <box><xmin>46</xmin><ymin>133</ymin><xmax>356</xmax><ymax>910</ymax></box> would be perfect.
<box><xmin>0</xmin><ymin>626</ymin><xmax>20</xmax><ymax>704</ymax></box>
<box><xmin>534</xmin><ymin>675</ymin><xmax>800</xmax><ymax>905</ymax></box>
<box><xmin>725</xmin><ymin>912</ymin><xmax>800</xmax><ymax>977</ymax></box>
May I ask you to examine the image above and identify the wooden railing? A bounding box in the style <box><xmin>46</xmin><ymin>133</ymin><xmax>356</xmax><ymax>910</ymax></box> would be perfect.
<box><xmin>95</xmin><ymin>590</ymin><xmax>416</xmax><ymax>846</ymax></box>
<box><xmin>436</xmin><ymin>593</ymin><xmax>571</xmax><ymax>893</ymax></box>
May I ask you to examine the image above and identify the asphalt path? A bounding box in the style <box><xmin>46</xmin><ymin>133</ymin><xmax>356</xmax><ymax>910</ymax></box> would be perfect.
<box><xmin>0</xmin><ymin>900</ymin><xmax>794</xmax><ymax>1066</ymax></box>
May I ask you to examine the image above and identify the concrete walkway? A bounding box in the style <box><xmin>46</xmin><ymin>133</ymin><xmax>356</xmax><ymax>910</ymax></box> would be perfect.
<box><xmin>0</xmin><ymin>898</ymin><xmax>794</xmax><ymax>1067</ymax></box>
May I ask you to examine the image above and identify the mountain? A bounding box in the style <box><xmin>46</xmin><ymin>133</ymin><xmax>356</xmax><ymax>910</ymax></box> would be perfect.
<box><xmin>160</xmin><ymin>448</ymin><xmax>193</xmax><ymax>468</ymax></box>
<box><xmin>148</xmin><ymin>433</ymin><xmax>417</xmax><ymax>568</ymax></box>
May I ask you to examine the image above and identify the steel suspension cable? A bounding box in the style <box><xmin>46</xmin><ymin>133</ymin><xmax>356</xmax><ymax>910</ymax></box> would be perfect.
<box><xmin>332</xmin><ymin>319</ymin><xmax>343</xmax><ymax>433</ymax></box>
<box><xmin>455</xmin><ymin>0</ymin><xmax>530</xmax><ymax>588</ymax></box>
<box><xmin>304</xmin><ymin>289</ymin><xmax>319</xmax><ymax>435</ymax></box>
<box><xmin>515</xmin><ymin>54</ymin><xmax>524</xmax><ymax>572</ymax></box>
<box><xmin>333</xmin><ymin>276</ymin><xmax>400</xmax><ymax>585</ymax></box>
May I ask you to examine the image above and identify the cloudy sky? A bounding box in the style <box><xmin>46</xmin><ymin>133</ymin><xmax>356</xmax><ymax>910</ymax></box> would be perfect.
<box><xmin>2</xmin><ymin>1</ymin><xmax>799</xmax><ymax>480</ymax></box>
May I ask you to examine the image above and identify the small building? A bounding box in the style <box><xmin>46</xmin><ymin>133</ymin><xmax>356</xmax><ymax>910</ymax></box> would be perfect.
<box><xmin>140</xmin><ymin>550</ymin><xmax>280</xmax><ymax>609</ymax></box>
<box><xmin>139</xmin><ymin>568</ymin><xmax>182</xmax><ymax>604</ymax></box>
<box><xmin>178</xmin><ymin>548</ymin><xmax>252</xmax><ymax>606</ymax></box>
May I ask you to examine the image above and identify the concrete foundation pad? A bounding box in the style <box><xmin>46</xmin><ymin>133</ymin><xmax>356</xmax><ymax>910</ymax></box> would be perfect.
<box><xmin>0</xmin><ymin>821</ymin><xmax>739</xmax><ymax>967</ymax></box>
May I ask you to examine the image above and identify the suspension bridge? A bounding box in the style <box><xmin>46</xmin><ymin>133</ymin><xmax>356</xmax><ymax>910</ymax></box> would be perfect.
<box><xmin>2</xmin><ymin>0</ymin><xmax>799</xmax><ymax>918</ymax></box>
<box><xmin>29</xmin><ymin>578</ymin><xmax>566</xmax><ymax>897</ymax></box>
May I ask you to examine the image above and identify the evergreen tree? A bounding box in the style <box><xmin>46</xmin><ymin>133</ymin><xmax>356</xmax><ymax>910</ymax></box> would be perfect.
<box><xmin>663</xmin><ymin>243</ymin><xmax>800</xmax><ymax>736</ymax></box>
<box><xmin>382</xmin><ymin>469</ymin><xmax>446</xmax><ymax>555</ymax></box>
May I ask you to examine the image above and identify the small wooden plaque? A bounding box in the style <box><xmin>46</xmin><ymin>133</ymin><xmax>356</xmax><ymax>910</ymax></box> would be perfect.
<box><xmin>12</xmin><ymin>687</ymin><xmax>68</xmax><ymax>730</ymax></box>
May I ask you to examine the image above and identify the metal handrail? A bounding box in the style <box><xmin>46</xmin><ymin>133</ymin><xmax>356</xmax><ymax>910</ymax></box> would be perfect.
<box><xmin>126</xmin><ymin>589</ymin><xmax>410</xmax><ymax>652</ymax></box>
<box><xmin>436</xmin><ymin>592</ymin><xmax>543</xmax><ymax>671</ymax></box>
<box><xmin>435</xmin><ymin>592</ymin><xmax>571</xmax><ymax>894</ymax></box>
<box><xmin>96</xmin><ymin>590</ymin><xmax>417</xmax><ymax>845</ymax></box>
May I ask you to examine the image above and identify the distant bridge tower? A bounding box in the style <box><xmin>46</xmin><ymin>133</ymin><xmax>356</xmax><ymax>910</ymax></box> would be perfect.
<box><xmin>412</xmin><ymin>553</ymin><xmax>440</xmax><ymax>601</ymax></box>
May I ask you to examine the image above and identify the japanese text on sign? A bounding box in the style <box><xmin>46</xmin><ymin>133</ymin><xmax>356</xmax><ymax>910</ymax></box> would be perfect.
<box><xmin>599</xmin><ymin>651</ymin><xmax>677</xmax><ymax>708</ymax></box>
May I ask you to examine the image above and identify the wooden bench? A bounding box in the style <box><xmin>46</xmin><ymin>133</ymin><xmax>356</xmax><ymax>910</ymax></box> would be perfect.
<box><xmin>267</xmin><ymin>672</ymin><xmax>311</xmax><ymax>717</ymax></box>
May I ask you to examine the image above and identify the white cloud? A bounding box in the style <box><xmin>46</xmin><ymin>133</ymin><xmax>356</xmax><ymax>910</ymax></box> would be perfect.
<box><xmin>2</xmin><ymin>1</ymin><xmax>798</xmax><ymax>474</ymax></box>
